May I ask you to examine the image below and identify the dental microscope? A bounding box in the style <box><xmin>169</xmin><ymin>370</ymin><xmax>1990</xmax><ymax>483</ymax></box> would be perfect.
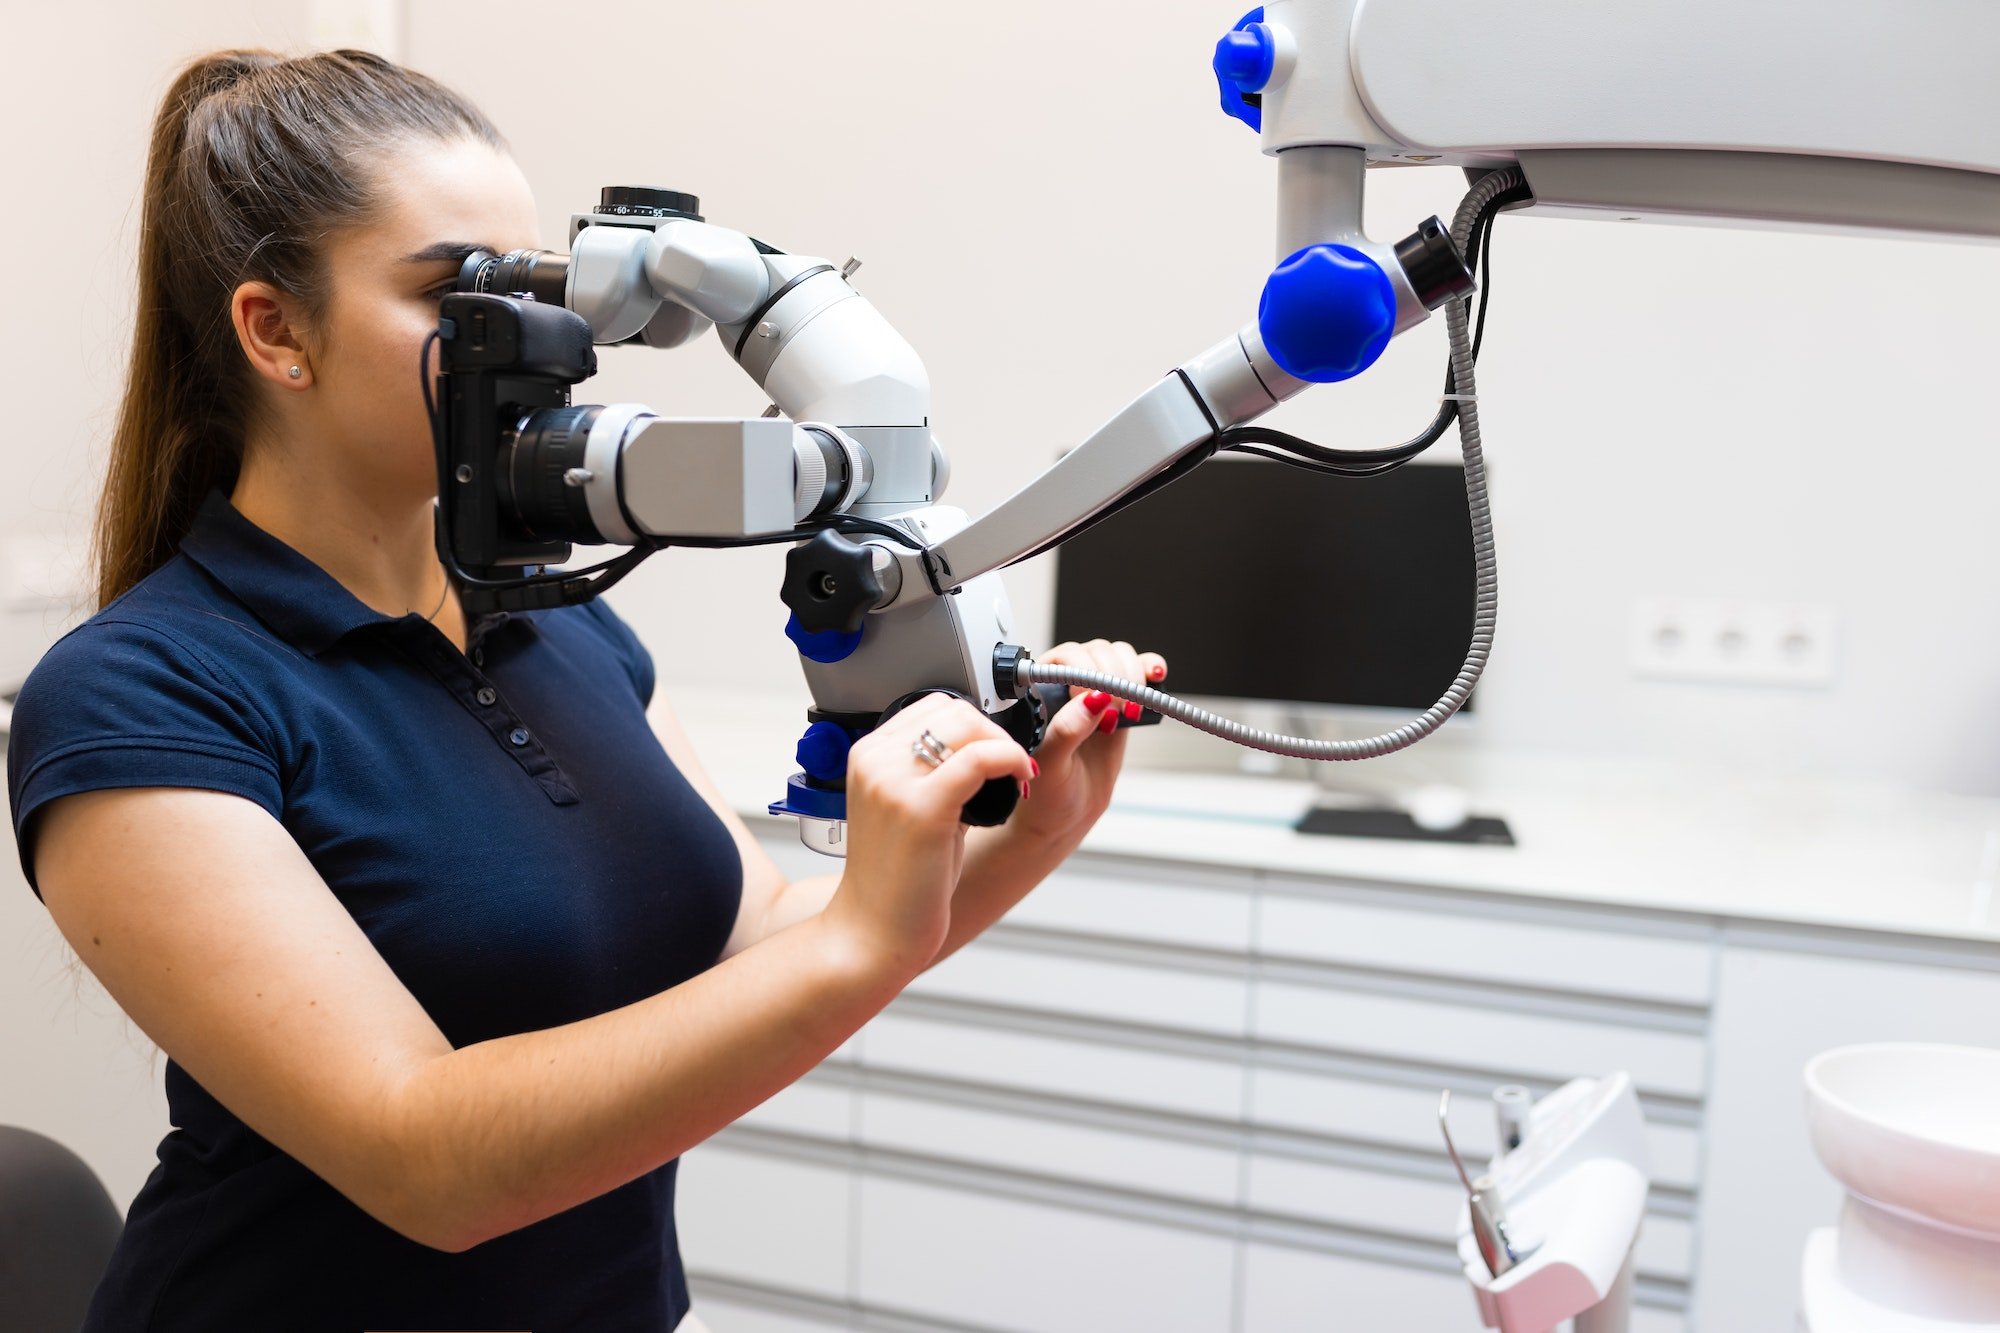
<box><xmin>427</xmin><ymin>4</ymin><xmax>1999</xmax><ymax>857</ymax></box>
<box><xmin>420</xmin><ymin>5</ymin><xmax>1998</xmax><ymax>1326</ymax></box>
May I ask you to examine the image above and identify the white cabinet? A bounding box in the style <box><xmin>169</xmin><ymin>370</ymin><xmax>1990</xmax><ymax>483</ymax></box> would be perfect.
<box><xmin>865</xmin><ymin>1012</ymin><xmax>1245</xmax><ymax>1123</ymax></box>
<box><xmin>1241</xmin><ymin>1243</ymin><xmax>1485</xmax><ymax>1332</ymax></box>
<box><xmin>691</xmin><ymin>1294</ymin><xmax>850</xmax><ymax>1333</ymax></box>
<box><xmin>859</xmin><ymin>1090</ymin><xmax>1243</xmax><ymax>1208</ymax></box>
<box><xmin>857</xmin><ymin>1177</ymin><xmax>1238</xmax><ymax>1333</ymax></box>
<box><xmin>1247</xmin><ymin>1065</ymin><xmax>1703</xmax><ymax>1192</ymax></box>
<box><xmin>678</xmin><ymin>1146</ymin><xmax>853</xmax><ymax>1303</ymax></box>
<box><xmin>1255</xmin><ymin>880</ymin><xmax>1716</xmax><ymax>1007</ymax></box>
<box><xmin>680</xmin><ymin>830</ymin><xmax>1999</xmax><ymax>1333</ymax></box>
<box><xmin>904</xmin><ymin>943</ymin><xmax>1251</xmax><ymax>1039</ymax></box>
<box><xmin>1251</xmin><ymin>977</ymin><xmax>1708</xmax><ymax>1099</ymax></box>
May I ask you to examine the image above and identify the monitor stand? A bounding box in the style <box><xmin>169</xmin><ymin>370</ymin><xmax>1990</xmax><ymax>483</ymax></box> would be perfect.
<box><xmin>1255</xmin><ymin>705</ymin><xmax>1515</xmax><ymax>846</ymax></box>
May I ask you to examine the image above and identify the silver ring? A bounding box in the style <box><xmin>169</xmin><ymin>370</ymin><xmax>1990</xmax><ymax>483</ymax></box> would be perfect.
<box><xmin>911</xmin><ymin>729</ymin><xmax>953</xmax><ymax>769</ymax></box>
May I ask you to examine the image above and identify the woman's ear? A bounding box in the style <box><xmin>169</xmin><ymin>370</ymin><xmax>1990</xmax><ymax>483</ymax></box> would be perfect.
<box><xmin>230</xmin><ymin>280</ymin><xmax>314</xmax><ymax>390</ymax></box>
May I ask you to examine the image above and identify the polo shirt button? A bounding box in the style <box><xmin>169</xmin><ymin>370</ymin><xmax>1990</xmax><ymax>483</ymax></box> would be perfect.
<box><xmin>472</xmin><ymin>648</ymin><xmax>485</xmax><ymax>667</ymax></box>
<box><xmin>508</xmin><ymin>727</ymin><xmax>530</xmax><ymax>747</ymax></box>
<box><xmin>476</xmin><ymin>687</ymin><xmax>497</xmax><ymax>706</ymax></box>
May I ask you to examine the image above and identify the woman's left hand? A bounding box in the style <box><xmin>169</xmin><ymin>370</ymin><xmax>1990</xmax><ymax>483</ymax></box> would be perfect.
<box><xmin>1007</xmin><ymin>638</ymin><xmax>1168</xmax><ymax>848</ymax></box>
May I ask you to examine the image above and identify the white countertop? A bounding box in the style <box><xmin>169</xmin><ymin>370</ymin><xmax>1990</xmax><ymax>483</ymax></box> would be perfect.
<box><xmin>659</xmin><ymin>686</ymin><xmax>2000</xmax><ymax>948</ymax></box>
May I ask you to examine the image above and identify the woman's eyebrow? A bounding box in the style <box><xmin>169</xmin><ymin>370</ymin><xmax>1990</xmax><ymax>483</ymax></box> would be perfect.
<box><xmin>400</xmin><ymin>240</ymin><xmax>495</xmax><ymax>266</ymax></box>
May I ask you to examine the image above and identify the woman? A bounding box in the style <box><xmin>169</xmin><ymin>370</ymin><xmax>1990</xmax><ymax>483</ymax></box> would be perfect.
<box><xmin>6</xmin><ymin>48</ymin><xmax>1166</xmax><ymax>1332</ymax></box>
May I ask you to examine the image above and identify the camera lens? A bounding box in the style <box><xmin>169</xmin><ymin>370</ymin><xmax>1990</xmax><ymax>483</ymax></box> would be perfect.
<box><xmin>457</xmin><ymin>248</ymin><xmax>572</xmax><ymax>307</ymax></box>
<box><xmin>498</xmin><ymin>405</ymin><xmax>602</xmax><ymax>542</ymax></box>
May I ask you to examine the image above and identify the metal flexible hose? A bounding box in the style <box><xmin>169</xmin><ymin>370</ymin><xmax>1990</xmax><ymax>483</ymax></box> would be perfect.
<box><xmin>1019</xmin><ymin>168</ymin><xmax>1524</xmax><ymax>761</ymax></box>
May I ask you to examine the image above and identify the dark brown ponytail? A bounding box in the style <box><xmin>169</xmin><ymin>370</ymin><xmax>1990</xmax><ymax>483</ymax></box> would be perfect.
<box><xmin>93</xmin><ymin>48</ymin><xmax>504</xmax><ymax>609</ymax></box>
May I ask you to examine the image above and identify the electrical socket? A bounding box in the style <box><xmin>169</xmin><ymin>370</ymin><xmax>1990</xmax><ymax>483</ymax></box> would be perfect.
<box><xmin>1629</xmin><ymin>598</ymin><xmax>1837</xmax><ymax>688</ymax></box>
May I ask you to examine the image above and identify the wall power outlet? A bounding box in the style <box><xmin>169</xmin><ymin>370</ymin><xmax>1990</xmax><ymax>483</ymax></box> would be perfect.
<box><xmin>1629</xmin><ymin>598</ymin><xmax>1838</xmax><ymax>688</ymax></box>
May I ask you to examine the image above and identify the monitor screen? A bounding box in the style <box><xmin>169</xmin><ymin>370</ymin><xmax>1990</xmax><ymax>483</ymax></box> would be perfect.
<box><xmin>1049</xmin><ymin>456</ymin><xmax>1476</xmax><ymax>713</ymax></box>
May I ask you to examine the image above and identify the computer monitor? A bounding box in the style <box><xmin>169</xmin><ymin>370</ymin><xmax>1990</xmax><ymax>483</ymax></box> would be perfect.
<box><xmin>1050</xmin><ymin>455</ymin><xmax>1477</xmax><ymax>718</ymax></box>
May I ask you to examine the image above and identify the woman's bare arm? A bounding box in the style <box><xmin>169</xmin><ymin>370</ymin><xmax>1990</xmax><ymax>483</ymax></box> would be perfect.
<box><xmin>35</xmin><ymin>785</ymin><xmax>907</xmax><ymax>1253</ymax></box>
<box><xmin>646</xmin><ymin>693</ymin><xmax>856</xmax><ymax>961</ymax></box>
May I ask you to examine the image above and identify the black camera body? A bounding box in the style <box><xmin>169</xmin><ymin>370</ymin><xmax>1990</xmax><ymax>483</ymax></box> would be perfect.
<box><xmin>434</xmin><ymin>291</ymin><xmax>599</xmax><ymax>583</ymax></box>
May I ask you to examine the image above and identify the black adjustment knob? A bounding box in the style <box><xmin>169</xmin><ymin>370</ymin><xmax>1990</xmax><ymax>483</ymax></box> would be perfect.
<box><xmin>782</xmin><ymin>530</ymin><xmax>885</xmax><ymax>634</ymax></box>
<box><xmin>875</xmin><ymin>689</ymin><xmax>1025</xmax><ymax>829</ymax></box>
<box><xmin>1393</xmin><ymin>215</ymin><xmax>1476</xmax><ymax>311</ymax></box>
<box><xmin>598</xmin><ymin>186</ymin><xmax>703</xmax><ymax>221</ymax></box>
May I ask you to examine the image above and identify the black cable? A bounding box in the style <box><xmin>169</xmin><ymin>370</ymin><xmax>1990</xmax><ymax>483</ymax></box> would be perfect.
<box><xmin>997</xmin><ymin>183</ymin><xmax>1528</xmax><ymax>563</ymax></box>
<box><xmin>1220</xmin><ymin>443</ymin><xmax>1405</xmax><ymax>477</ymax></box>
<box><xmin>1471</xmin><ymin>196</ymin><xmax>1499</xmax><ymax>360</ymax></box>
<box><xmin>1214</xmin><ymin>424</ymin><xmax>1430</xmax><ymax>471</ymax></box>
<box><xmin>636</xmin><ymin>513</ymin><xmax>927</xmax><ymax>553</ymax></box>
<box><xmin>1002</xmin><ymin>437</ymin><xmax>1222</xmax><ymax>569</ymax></box>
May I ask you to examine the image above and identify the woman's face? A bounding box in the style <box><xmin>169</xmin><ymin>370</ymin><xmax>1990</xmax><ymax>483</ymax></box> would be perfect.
<box><xmin>302</xmin><ymin>136</ymin><xmax>541</xmax><ymax>506</ymax></box>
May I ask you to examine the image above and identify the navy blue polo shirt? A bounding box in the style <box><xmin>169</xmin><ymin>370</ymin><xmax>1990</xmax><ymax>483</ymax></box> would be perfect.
<box><xmin>6</xmin><ymin>489</ymin><xmax>743</xmax><ymax>1332</ymax></box>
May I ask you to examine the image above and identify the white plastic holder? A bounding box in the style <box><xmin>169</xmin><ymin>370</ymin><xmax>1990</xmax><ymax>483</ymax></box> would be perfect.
<box><xmin>1455</xmin><ymin>1073</ymin><xmax>1650</xmax><ymax>1333</ymax></box>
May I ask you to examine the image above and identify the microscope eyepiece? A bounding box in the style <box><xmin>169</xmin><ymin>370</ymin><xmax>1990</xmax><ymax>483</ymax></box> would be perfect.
<box><xmin>457</xmin><ymin>247</ymin><xmax>572</xmax><ymax>308</ymax></box>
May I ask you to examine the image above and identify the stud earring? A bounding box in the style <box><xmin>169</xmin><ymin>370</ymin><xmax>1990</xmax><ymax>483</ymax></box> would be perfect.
<box><xmin>288</xmin><ymin>365</ymin><xmax>303</xmax><ymax>380</ymax></box>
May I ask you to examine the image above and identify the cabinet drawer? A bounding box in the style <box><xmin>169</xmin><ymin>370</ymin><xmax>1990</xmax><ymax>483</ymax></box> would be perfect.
<box><xmin>859</xmin><ymin>1089</ymin><xmax>1241</xmax><ymax>1207</ymax></box>
<box><xmin>856</xmin><ymin>1175</ymin><xmax>1236</xmax><ymax>1333</ymax></box>
<box><xmin>1249</xmin><ymin>1066</ymin><xmax>1702</xmax><ymax>1191</ymax></box>
<box><xmin>1242</xmin><ymin>1242</ymin><xmax>1476</xmax><ymax>1332</ymax></box>
<box><xmin>863</xmin><ymin>1012</ymin><xmax>1245</xmax><ymax>1123</ymax></box>
<box><xmin>1002</xmin><ymin>861</ymin><xmax>1253</xmax><ymax>954</ymax></box>
<box><xmin>1255</xmin><ymin>979</ymin><xmax>1707</xmax><ymax>1098</ymax></box>
<box><xmin>678</xmin><ymin>1146</ymin><xmax>850</xmax><ymax>1301</ymax></box>
<box><xmin>1245</xmin><ymin>1153</ymin><xmax>1695</xmax><ymax>1281</ymax></box>
<box><xmin>1260</xmin><ymin>883</ymin><xmax>1714</xmax><ymax>1007</ymax></box>
<box><xmin>904</xmin><ymin>942</ymin><xmax>1248</xmax><ymax>1038</ymax></box>
<box><xmin>734</xmin><ymin>1076</ymin><xmax>854</xmax><ymax>1142</ymax></box>
<box><xmin>688</xmin><ymin>1292</ymin><xmax>848</xmax><ymax>1333</ymax></box>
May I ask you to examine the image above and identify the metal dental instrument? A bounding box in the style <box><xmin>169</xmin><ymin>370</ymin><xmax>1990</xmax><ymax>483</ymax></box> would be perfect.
<box><xmin>1495</xmin><ymin>1084</ymin><xmax>1534</xmax><ymax>1154</ymax></box>
<box><xmin>1441</xmin><ymin>1088</ymin><xmax>1529</xmax><ymax>1278</ymax></box>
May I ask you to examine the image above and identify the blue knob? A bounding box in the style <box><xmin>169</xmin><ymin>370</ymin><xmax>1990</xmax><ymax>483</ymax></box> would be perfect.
<box><xmin>785</xmin><ymin>610</ymin><xmax>864</xmax><ymax>664</ymax></box>
<box><xmin>1215</xmin><ymin>29</ymin><xmax>1273</xmax><ymax>88</ymax></box>
<box><xmin>795</xmin><ymin>721</ymin><xmax>853</xmax><ymax>783</ymax></box>
<box><xmin>1256</xmin><ymin>244</ymin><xmax>1397</xmax><ymax>384</ymax></box>
<box><xmin>1212</xmin><ymin>7</ymin><xmax>1271</xmax><ymax>131</ymax></box>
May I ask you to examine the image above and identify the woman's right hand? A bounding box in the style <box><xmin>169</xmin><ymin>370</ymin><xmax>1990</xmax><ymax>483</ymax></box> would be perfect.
<box><xmin>824</xmin><ymin>693</ymin><xmax>1034</xmax><ymax>978</ymax></box>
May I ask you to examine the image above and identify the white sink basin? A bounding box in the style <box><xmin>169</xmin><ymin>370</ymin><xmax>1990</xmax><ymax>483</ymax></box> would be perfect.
<box><xmin>1803</xmin><ymin>1043</ymin><xmax>2000</xmax><ymax>1327</ymax></box>
<box><xmin>1807</xmin><ymin>1042</ymin><xmax>2000</xmax><ymax>1238</ymax></box>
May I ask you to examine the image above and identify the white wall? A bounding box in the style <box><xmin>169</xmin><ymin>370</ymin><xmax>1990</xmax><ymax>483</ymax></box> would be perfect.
<box><xmin>400</xmin><ymin>0</ymin><xmax>2000</xmax><ymax>797</ymax></box>
<box><xmin>9</xmin><ymin>2</ymin><xmax>1999</xmax><ymax>795</ymax></box>
<box><xmin>0</xmin><ymin>0</ymin><xmax>315</xmax><ymax>1209</ymax></box>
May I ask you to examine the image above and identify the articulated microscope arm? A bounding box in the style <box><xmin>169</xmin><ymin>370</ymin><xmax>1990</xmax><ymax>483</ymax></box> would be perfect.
<box><xmin>444</xmin><ymin>1</ymin><xmax>1998</xmax><ymax>856</ymax></box>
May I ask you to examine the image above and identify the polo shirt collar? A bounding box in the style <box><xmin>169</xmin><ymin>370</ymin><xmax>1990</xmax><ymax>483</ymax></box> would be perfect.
<box><xmin>180</xmin><ymin>489</ymin><xmax>515</xmax><ymax>658</ymax></box>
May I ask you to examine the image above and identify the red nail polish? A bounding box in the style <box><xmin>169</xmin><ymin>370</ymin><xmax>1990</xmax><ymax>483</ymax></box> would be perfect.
<box><xmin>1019</xmin><ymin>780</ymin><xmax>1031</xmax><ymax>801</ymax></box>
<box><xmin>1030</xmin><ymin>758</ymin><xmax>1041</xmax><ymax>778</ymax></box>
<box><xmin>1148</xmin><ymin>665</ymin><xmax>1166</xmax><ymax>681</ymax></box>
<box><xmin>1098</xmin><ymin>709</ymin><xmax>1118</xmax><ymax>734</ymax></box>
<box><xmin>1084</xmin><ymin>691</ymin><xmax>1112</xmax><ymax>712</ymax></box>
<box><xmin>1123</xmin><ymin>701</ymin><xmax>1142</xmax><ymax>721</ymax></box>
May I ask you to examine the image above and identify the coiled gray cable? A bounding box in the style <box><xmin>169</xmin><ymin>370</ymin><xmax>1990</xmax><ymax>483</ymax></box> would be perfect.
<box><xmin>1020</xmin><ymin>168</ymin><xmax>1523</xmax><ymax>761</ymax></box>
